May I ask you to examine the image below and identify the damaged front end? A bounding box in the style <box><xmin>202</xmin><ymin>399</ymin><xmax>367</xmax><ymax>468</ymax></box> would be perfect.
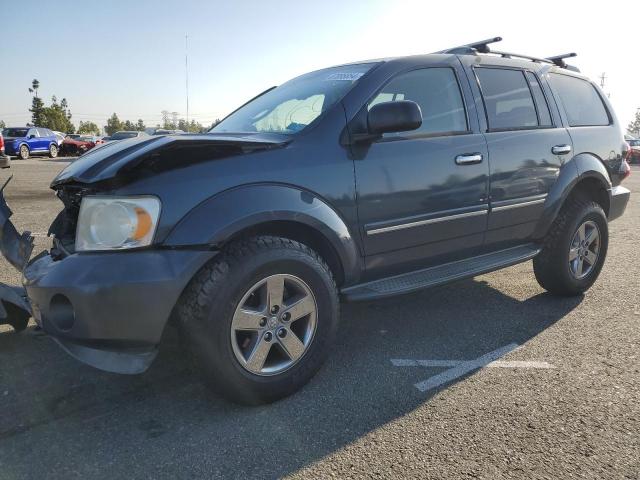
<box><xmin>0</xmin><ymin>177</ymin><xmax>34</xmax><ymax>331</ymax></box>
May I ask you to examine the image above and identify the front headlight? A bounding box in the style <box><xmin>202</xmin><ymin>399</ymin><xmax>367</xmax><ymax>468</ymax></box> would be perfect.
<box><xmin>75</xmin><ymin>196</ymin><xmax>161</xmax><ymax>251</ymax></box>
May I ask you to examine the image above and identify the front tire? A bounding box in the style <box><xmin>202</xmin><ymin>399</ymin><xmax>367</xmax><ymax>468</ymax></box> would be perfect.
<box><xmin>178</xmin><ymin>236</ymin><xmax>339</xmax><ymax>405</ymax></box>
<box><xmin>534</xmin><ymin>198</ymin><xmax>608</xmax><ymax>296</ymax></box>
<box><xmin>18</xmin><ymin>145</ymin><xmax>29</xmax><ymax>160</ymax></box>
<box><xmin>48</xmin><ymin>143</ymin><xmax>58</xmax><ymax>158</ymax></box>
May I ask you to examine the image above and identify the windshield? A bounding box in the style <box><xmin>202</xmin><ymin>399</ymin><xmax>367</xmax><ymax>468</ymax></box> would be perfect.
<box><xmin>3</xmin><ymin>128</ymin><xmax>28</xmax><ymax>137</ymax></box>
<box><xmin>111</xmin><ymin>132</ymin><xmax>138</xmax><ymax>140</ymax></box>
<box><xmin>212</xmin><ymin>63</ymin><xmax>375</xmax><ymax>135</ymax></box>
<box><xmin>78</xmin><ymin>136</ymin><xmax>95</xmax><ymax>142</ymax></box>
<box><xmin>630</xmin><ymin>139</ymin><xmax>640</xmax><ymax>147</ymax></box>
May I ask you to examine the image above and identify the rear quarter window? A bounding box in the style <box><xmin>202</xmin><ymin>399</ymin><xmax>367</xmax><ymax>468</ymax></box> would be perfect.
<box><xmin>549</xmin><ymin>73</ymin><xmax>610</xmax><ymax>127</ymax></box>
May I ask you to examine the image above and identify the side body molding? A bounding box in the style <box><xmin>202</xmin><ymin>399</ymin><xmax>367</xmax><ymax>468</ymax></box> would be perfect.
<box><xmin>164</xmin><ymin>184</ymin><xmax>362</xmax><ymax>285</ymax></box>
<box><xmin>533</xmin><ymin>154</ymin><xmax>612</xmax><ymax>239</ymax></box>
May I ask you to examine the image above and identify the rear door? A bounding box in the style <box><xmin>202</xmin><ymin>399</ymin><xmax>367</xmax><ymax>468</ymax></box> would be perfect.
<box><xmin>546</xmin><ymin>72</ymin><xmax>618</xmax><ymax>177</ymax></box>
<box><xmin>465</xmin><ymin>61</ymin><xmax>573</xmax><ymax>247</ymax></box>
<box><xmin>37</xmin><ymin>128</ymin><xmax>52</xmax><ymax>151</ymax></box>
<box><xmin>26</xmin><ymin>128</ymin><xmax>40</xmax><ymax>151</ymax></box>
<box><xmin>354</xmin><ymin>61</ymin><xmax>489</xmax><ymax>278</ymax></box>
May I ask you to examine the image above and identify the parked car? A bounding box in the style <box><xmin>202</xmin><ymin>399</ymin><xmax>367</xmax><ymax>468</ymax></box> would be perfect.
<box><xmin>0</xmin><ymin>37</ymin><xmax>631</xmax><ymax>405</ymax></box>
<box><xmin>109</xmin><ymin>130</ymin><xmax>148</xmax><ymax>141</ymax></box>
<box><xmin>627</xmin><ymin>138</ymin><xmax>640</xmax><ymax>164</ymax></box>
<box><xmin>52</xmin><ymin>131</ymin><xmax>66</xmax><ymax>147</ymax></box>
<box><xmin>60</xmin><ymin>135</ymin><xmax>98</xmax><ymax>156</ymax></box>
<box><xmin>152</xmin><ymin>129</ymin><xmax>185</xmax><ymax>135</ymax></box>
<box><xmin>1</xmin><ymin>127</ymin><xmax>59</xmax><ymax>159</ymax></box>
<box><xmin>0</xmin><ymin>132</ymin><xmax>10</xmax><ymax>168</ymax></box>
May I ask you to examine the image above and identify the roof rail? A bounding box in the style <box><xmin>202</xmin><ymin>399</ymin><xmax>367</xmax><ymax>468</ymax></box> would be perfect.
<box><xmin>489</xmin><ymin>50</ymin><xmax>554</xmax><ymax>64</ymax></box>
<box><xmin>436</xmin><ymin>36</ymin><xmax>502</xmax><ymax>54</ymax></box>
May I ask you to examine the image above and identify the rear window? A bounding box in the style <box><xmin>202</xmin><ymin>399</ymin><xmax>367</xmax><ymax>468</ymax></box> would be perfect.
<box><xmin>549</xmin><ymin>73</ymin><xmax>610</xmax><ymax>127</ymax></box>
<box><xmin>475</xmin><ymin>68</ymin><xmax>538</xmax><ymax>130</ymax></box>
<box><xmin>3</xmin><ymin>128</ymin><xmax>29</xmax><ymax>137</ymax></box>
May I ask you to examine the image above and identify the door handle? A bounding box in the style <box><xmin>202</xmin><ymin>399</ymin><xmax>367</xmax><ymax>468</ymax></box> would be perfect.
<box><xmin>455</xmin><ymin>153</ymin><xmax>483</xmax><ymax>165</ymax></box>
<box><xmin>552</xmin><ymin>144</ymin><xmax>572</xmax><ymax>155</ymax></box>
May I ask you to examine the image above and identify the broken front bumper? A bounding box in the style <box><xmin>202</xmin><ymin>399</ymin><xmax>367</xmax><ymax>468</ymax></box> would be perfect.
<box><xmin>23</xmin><ymin>248</ymin><xmax>216</xmax><ymax>374</ymax></box>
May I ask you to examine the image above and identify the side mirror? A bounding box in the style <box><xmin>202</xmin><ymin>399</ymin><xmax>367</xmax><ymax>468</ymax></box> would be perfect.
<box><xmin>367</xmin><ymin>100</ymin><xmax>422</xmax><ymax>135</ymax></box>
<box><xmin>28</xmin><ymin>134</ymin><xmax>36</xmax><ymax>139</ymax></box>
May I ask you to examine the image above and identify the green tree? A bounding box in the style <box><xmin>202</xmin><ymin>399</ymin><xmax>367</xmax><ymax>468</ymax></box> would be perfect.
<box><xmin>628</xmin><ymin>108</ymin><xmax>640</xmax><ymax>136</ymax></box>
<box><xmin>29</xmin><ymin>79</ymin><xmax>45</xmax><ymax>126</ymax></box>
<box><xmin>0</xmin><ymin>120</ymin><xmax>5</xmax><ymax>129</ymax></box>
<box><xmin>136</xmin><ymin>119</ymin><xmax>146</xmax><ymax>131</ymax></box>
<box><xmin>40</xmin><ymin>96</ymin><xmax>75</xmax><ymax>133</ymax></box>
<box><xmin>78</xmin><ymin>121</ymin><xmax>100</xmax><ymax>134</ymax></box>
<box><xmin>122</xmin><ymin>120</ymin><xmax>136</xmax><ymax>131</ymax></box>
<box><xmin>105</xmin><ymin>113</ymin><xmax>123</xmax><ymax>135</ymax></box>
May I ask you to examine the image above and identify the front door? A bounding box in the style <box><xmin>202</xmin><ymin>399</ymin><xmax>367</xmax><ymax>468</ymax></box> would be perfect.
<box><xmin>354</xmin><ymin>64</ymin><xmax>489</xmax><ymax>278</ymax></box>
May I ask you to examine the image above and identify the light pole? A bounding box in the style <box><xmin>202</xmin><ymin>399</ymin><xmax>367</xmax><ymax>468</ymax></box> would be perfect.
<box><xmin>185</xmin><ymin>34</ymin><xmax>190</xmax><ymax>132</ymax></box>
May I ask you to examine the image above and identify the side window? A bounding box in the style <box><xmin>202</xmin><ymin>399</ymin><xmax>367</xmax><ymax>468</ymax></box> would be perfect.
<box><xmin>37</xmin><ymin>128</ymin><xmax>50</xmax><ymax>137</ymax></box>
<box><xmin>475</xmin><ymin>68</ymin><xmax>538</xmax><ymax>130</ymax></box>
<box><xmin>548</xmin><ymin>73</ymin><xmax>609</xmax><ymax>127</ymax></box>
<box><xmin>368</xmin><ymin>68</ymin><xmax>467</xmax><ymax>136</ymax></box>
<box><xmin>525</xmin><ymin>72</ymin><xmax>552</xmax><ymax>127</ymax></box>
<box><xmin>27</xmin><ymin>128</ymin><xmax>38</xmax><ymax>138</ymax></box>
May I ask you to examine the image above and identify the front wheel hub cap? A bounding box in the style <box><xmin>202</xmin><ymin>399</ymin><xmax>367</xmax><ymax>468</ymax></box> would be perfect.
<box><xmin>230</xmin><ymin>274</ymin><xmax>318</xmax><ymax>376</ymax></box>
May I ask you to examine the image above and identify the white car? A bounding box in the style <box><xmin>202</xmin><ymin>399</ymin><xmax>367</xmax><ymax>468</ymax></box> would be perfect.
<box><xmin>52</xmin><ymin>131</ymin><xmax>66</xmax><ymax>147</ymax></box>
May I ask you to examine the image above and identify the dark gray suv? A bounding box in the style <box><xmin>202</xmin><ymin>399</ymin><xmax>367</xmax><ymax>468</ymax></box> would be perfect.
<box><xmin>0</xmin><ymin>37</ymin><xmax>631</xmax><ymax>404</ymax></box>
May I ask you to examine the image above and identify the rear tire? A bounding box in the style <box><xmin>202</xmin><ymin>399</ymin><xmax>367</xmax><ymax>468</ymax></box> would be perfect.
<box><xmin>177</xmin><ymin>236</ymin><xmax>339</xmax><ymax>405</ymax></box>
<box><xmin>18</xmin><ymin>145</ymin><xmax>29</xmax><ymax>160</ymax></box>
<box><xmin>534</xmin><ymin>198</ymin><xmax>608</xmax><ymax>296</ymax></box>
<box><xmin>48</xmin><ymin>143</ymin><xmax>58</xmax><ymax>158</ymax></box>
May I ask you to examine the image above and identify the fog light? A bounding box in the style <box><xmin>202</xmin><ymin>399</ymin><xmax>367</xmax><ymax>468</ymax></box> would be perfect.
<box><xmin>49</xmin><ymin>294</ymin><xmax>75</xmax><ymax>331</ymax></box>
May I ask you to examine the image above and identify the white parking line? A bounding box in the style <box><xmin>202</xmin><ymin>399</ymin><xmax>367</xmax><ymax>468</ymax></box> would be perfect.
<box><xmin>391</xmin><ymin>343</ymin><xmax>555</xmax><ymax>392</ymax></box>
<box><xmin>391</xmin><ymin>359</ymin><xmax>555</xmax><ymax>369</ymax></box>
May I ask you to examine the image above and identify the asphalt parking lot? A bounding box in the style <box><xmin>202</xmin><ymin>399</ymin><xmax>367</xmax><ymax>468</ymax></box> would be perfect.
<box><xmin>0</xmin><ymin>159</ymin><xmax>638</xmax><ymax>479</ymax></box>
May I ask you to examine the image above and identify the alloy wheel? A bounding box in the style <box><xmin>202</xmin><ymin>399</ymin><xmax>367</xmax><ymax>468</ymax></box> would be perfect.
<box><xmin>230</xmin><ymin>274</ymin><xmax>317</xmax><ymax>376</ymax></box>
<box><xmin>568</xmin><ymin>220</ymin><xmax>600</xmax><ymax>279</ymax></box>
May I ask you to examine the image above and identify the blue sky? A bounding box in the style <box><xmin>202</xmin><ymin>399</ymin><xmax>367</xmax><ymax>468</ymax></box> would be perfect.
<box><xmin>2</xmin><ymin>0</ymin><xmax>638</xmax><ymax>132</ymax></box>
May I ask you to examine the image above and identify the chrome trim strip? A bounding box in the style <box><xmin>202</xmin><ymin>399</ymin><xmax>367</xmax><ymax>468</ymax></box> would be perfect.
<box><xmin>367</xmin><ymin>209</ymin><xmax>488</xmax><ymax>236</ymax></box>
<box><xmin>491</xmin><ymin>198</ymin><xmax>546</xmax><ymax>212</ymax></box>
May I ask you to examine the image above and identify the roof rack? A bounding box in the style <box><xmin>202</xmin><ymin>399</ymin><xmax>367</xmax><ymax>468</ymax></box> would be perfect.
<box><xmin>436</xmin><ymin>37</ymin><xmax>579</xmax><ymax>71</ymax></box>
<box><xmin>436</xmin><ymin>36</ymin><xmax>503</xmax><ymax>54</ymax></box>
<box><xmin>546</xmin><ymin>53</ymin><xmax>577</xmax><ymax>68</ymax></box>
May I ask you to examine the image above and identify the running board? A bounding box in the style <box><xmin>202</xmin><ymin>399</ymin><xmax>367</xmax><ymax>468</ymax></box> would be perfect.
<box><xmin>342</xmin><ymin>244</ymin><xmax>541</xmax><ymax>301</ymax></box>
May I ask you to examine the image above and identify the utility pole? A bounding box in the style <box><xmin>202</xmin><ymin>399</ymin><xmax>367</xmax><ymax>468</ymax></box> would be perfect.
<box><xmin>599</xmin><ymin>72</ymin><xmax>610</xmax><ymax>98</ymax></box>
<box><xmin>185</xmin><ymin>34</ymin><xmax>190</xmax><ymax>131</ymax></box>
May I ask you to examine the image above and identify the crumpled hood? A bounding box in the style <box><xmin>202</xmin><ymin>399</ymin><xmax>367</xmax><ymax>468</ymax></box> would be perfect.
<box><xmin>51</xmin><ymin>133</ymin><xmax>289</xmax><ymax>187</ymax></box>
